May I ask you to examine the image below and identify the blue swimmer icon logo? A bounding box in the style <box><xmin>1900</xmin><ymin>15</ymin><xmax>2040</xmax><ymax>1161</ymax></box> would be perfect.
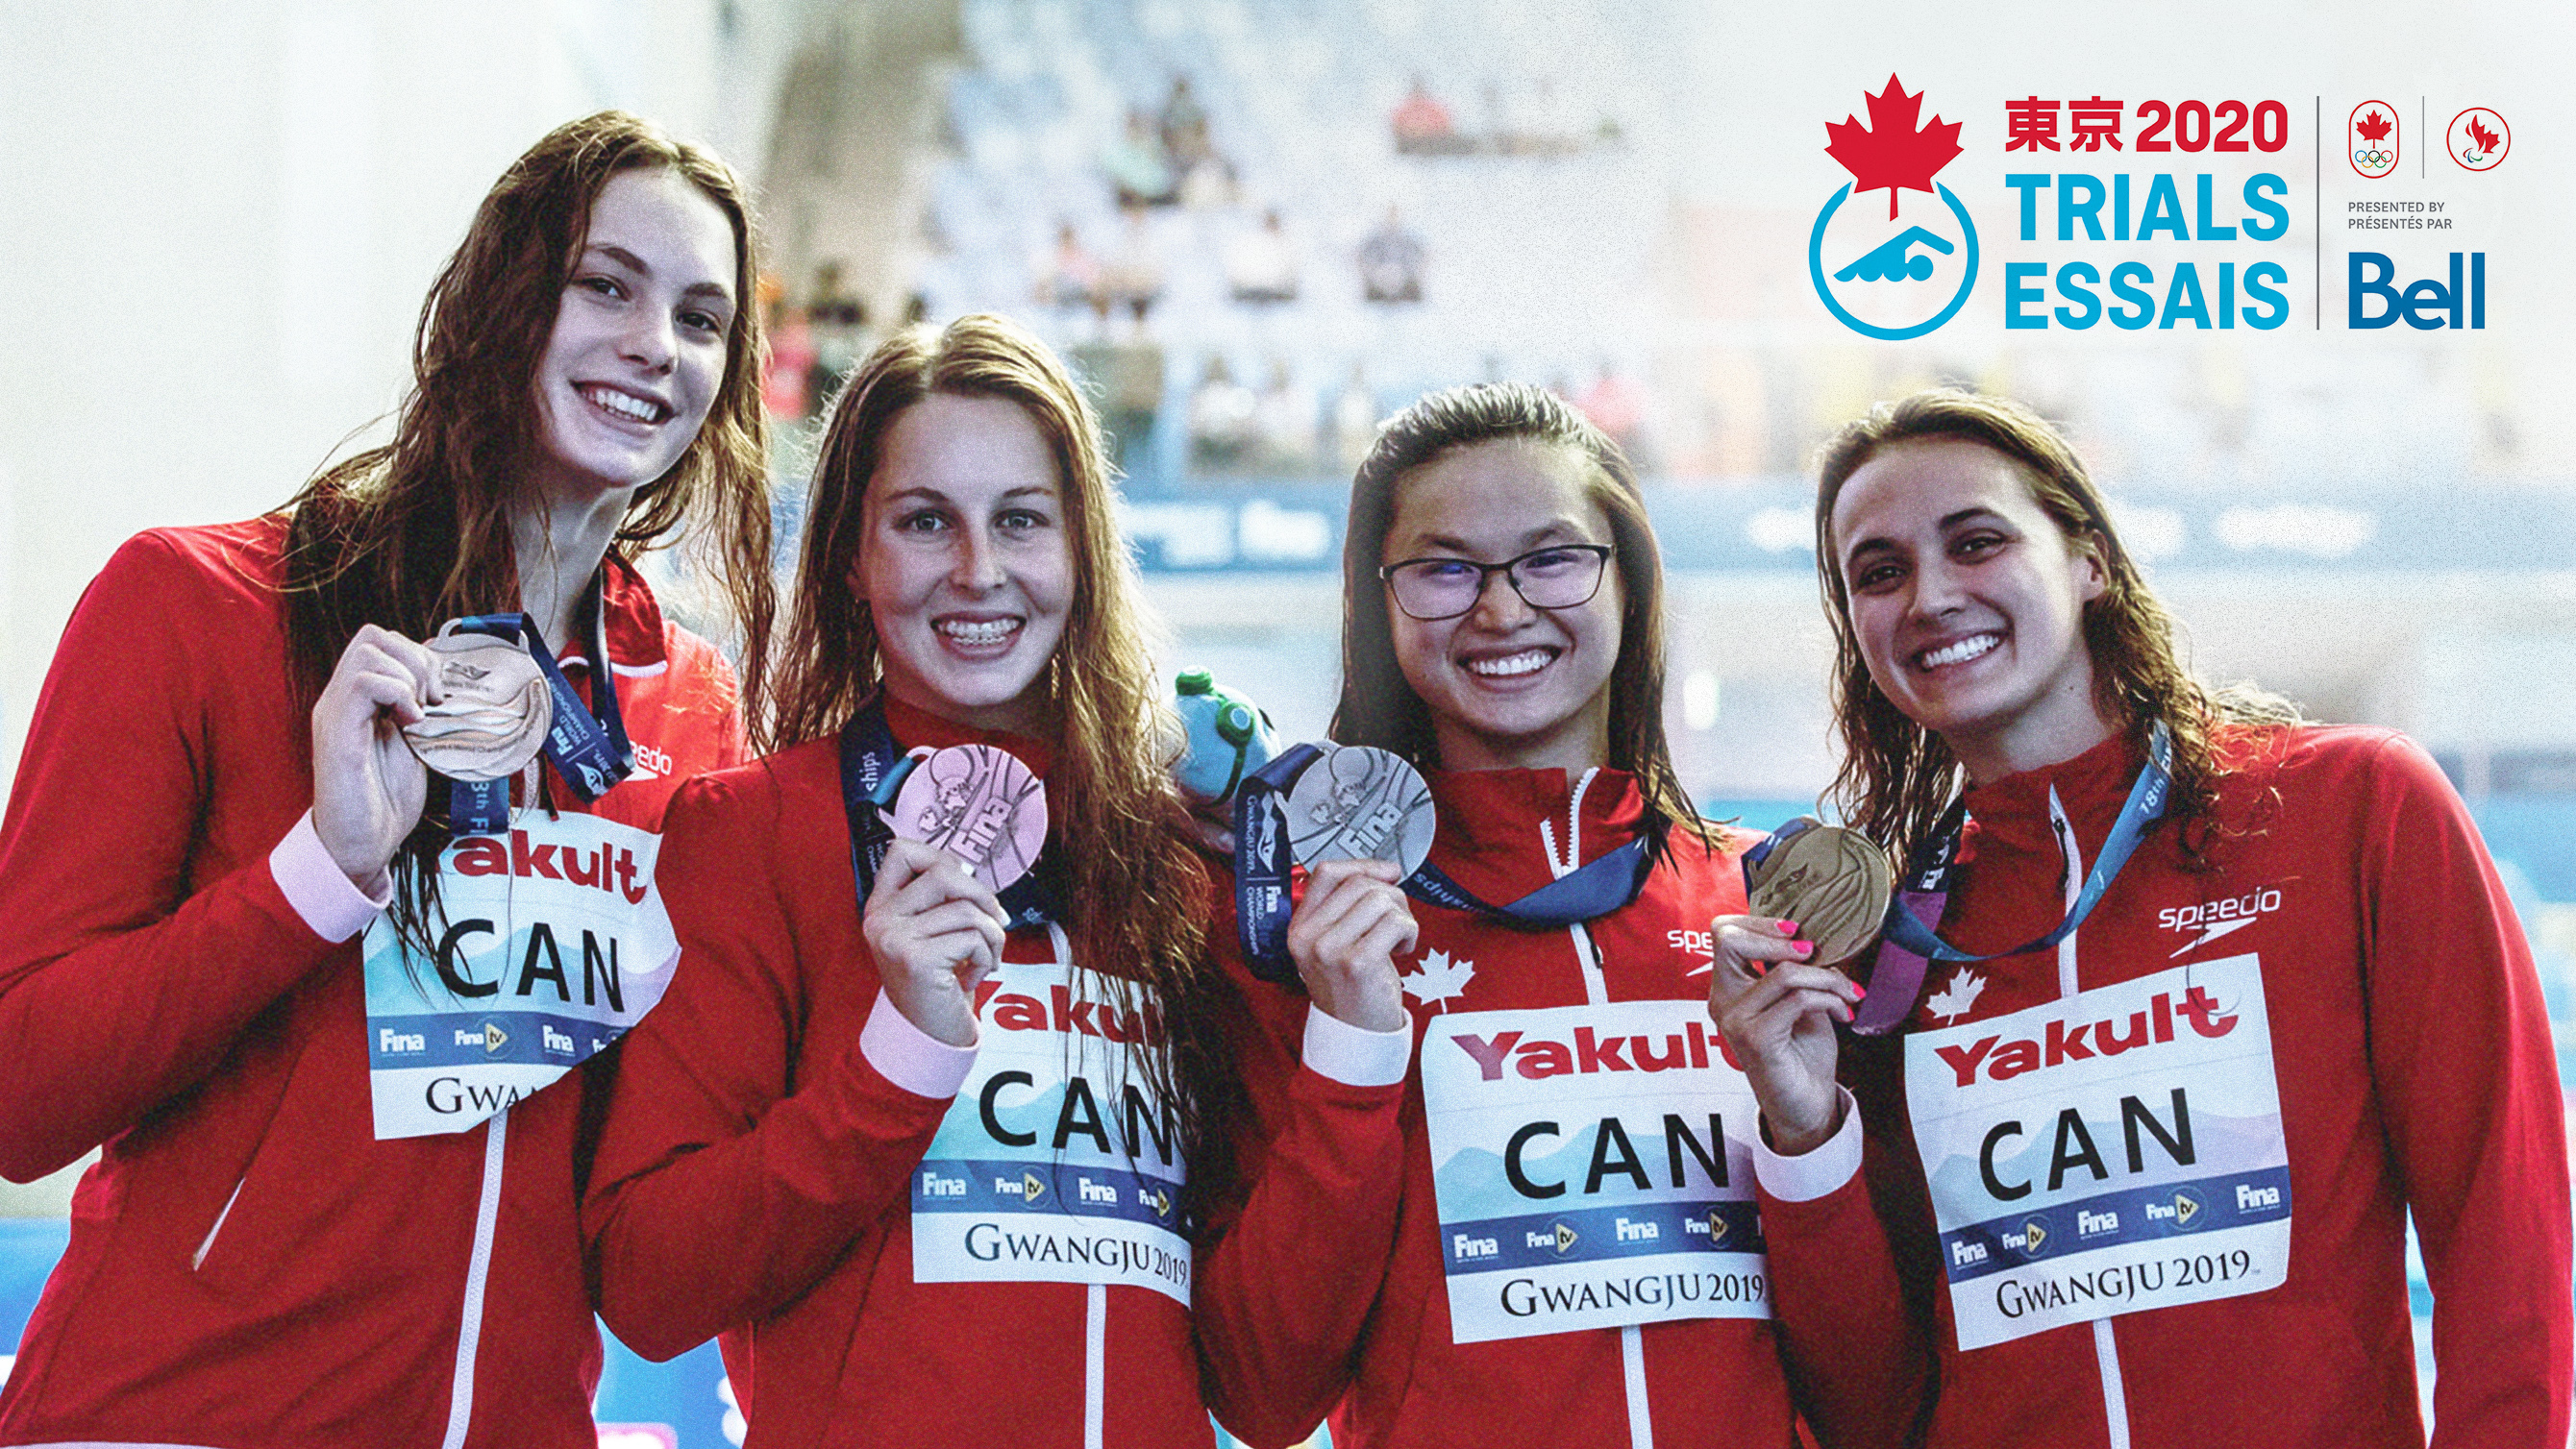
<box><xmin>1809</xmin><ymin>76</ymin><xmax>1979</xmax><ymax>340</ymax></box>
<box><xmin>1834</xmin><ymin>228</ymin><xmax>1955</xmax><ymax>282</ymax></box>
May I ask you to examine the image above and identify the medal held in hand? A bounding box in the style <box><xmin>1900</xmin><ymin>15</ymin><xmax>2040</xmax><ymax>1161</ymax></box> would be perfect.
<box><xmin>1282</xmin><ymin>743</ymin><xmax>1436</xmax><ymax>877</ymax></box>
<box><xmin>402</xmin><ymin>624</ymin><xmax>554</xmax><ymax>782</ymax></box>
<box><xmin>1741</xmin><ymin>817</ymin><xmax>1894</xmax><ymax>970</ymax></box>
<box><xmin>889</xmin><ymin>743</ymin><xmax>1048</xmax><ymax>894</ymax></box>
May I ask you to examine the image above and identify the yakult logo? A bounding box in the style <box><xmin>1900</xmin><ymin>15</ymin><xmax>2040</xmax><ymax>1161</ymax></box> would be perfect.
<box><xmin>450</xmin><ymin>829</ymin><xmax>650</xmax><ymax>905</ymax></box>
<box><xmin>973</xmin><ymin>980</ymin><xmax>1166</xmax><ymax>1045</ymax></box>
<box><xmin>1933</xmin><ymin>988</ymin><xmax>2238</xmax><ymax>1088</ymax></box>
<box><xmin>1449</xmin><ymin>1017</ymin><xmax>1723</xmax><ymax>1082</ymax></box>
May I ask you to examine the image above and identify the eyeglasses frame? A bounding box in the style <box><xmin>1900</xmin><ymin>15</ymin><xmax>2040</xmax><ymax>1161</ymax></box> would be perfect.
<box><xmin>1376</xmin><ymin>543</ymin><xmax>1617</xmax><ymax>622</ymax></box>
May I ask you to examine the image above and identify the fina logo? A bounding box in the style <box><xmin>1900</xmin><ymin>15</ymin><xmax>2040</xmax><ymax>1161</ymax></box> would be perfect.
<box><xmin>1810</xmin><ymin>75</ymin><xmax>1979</xmax><ymax>340</ymax></box>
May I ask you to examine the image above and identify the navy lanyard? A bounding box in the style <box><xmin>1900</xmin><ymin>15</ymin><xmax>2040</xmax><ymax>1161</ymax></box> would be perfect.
<box><xmin>837</xmin><ymin>700</ymin><xmax>1059</xmax><ymax>934</ymax></box>
<box><xmin>437</xmin><ymin>578</ymin><xmax>633</xmax><ymax>835</ymax></box>
<box><xmin>1853</xmin><ymin>722</ymin><xmax>2174</xmax><ymax>1035</ymax></box>
<box><xmin>1230</xmin><ymin>745</ymin><xmax>1654</xmax><ymax>986</ymax></box>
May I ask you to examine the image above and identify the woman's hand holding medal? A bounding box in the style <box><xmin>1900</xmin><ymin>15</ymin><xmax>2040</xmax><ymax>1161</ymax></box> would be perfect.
<box><xmin>1707</xmin><ymin>916</ymin><xmax>1861</xmax><ymax>1156</ymax></box>
<box><xmin>310</xmin><ymin>624</ymin><xmax>440</xmax><ymax>892</ymax></box>
<box><xmin>1286</xmin><ymin>859</ymin><xmax>1416</xmax><ymax>1033</ymax></box>
<box><xmin>864</xmin><ymin>838</ymin><xmax>1011</xmax><ymax>1048</ymax></box>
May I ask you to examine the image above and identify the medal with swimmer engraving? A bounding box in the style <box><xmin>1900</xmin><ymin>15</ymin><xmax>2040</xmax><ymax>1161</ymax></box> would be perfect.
<box><xmin>1742</xmin><ymin>819</ymin><xmax>1894</xmax><ymax>970</ymax></box>
<box><xmin>889</xmin><ymin>744</ymin><xmax>1049</xmax><ymax>893</ymax></box>
<box><xmin>1282</xmin><ymin>743</ymin><xmax>1437</xmax><ymax>877</ymax></box>
<box><xmin>402</xmin><ymin>624</ymin><xmax>554</xmax><ymax>781</ymax></box>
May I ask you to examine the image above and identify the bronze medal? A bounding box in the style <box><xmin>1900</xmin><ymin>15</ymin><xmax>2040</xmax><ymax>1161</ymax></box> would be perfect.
<box><xmin>402</xmin><ymin>626</ymin><xmax>553</xmax><ymax>782</ymax></box>
<box><xmin>891</xmin><ymin>744</ymin><xmax>1049</xmax><ymax>893</ymax></box>
<box><xmin>1284</xmin><ymin>744</ymin><xmax>1436</xmax><ymax>877</ymax></box>
<box><xmin>1744</xmin><ymin>821</ymin><xmax>1894</xmax><ymax>970</ymax></box>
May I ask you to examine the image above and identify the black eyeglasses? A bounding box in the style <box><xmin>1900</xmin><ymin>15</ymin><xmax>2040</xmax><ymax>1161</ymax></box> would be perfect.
<box><xmin>1378</xmin><ymin>544</ymin><xmax>1615</xmax><ymax>621</ymax></box>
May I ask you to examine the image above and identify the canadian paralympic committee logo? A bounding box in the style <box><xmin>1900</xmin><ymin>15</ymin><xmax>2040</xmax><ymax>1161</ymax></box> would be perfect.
<box><xmin>2446</xmin><ymin>108</ymin><xmax>2508</xmax><ymax>171</ymax></box>
<box><xmin>1810</xmin><ymin>76</ymin><xmax>1978</xmax><ymax>340</ymax></box>
<box><xmin>2349</xmin><ymin>101</ymin><xmax>2398</xmax><ymax>179</ymax></box>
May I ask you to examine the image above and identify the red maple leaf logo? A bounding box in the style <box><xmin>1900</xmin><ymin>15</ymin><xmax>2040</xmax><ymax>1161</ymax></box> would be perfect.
<box><xmin>2466</xmin><ymin>115</ymin><xmax>2500</xmax><ymax>154</ymax></box>
<box><xmin>2356</xmin><ymin>109</ymin><xmax>2391</xmax><ymax>143</ymax></box>
<box><xmin>1824</xmin><ymin>75</ymin><xmax>1965</xmax><ymax>220</ymax></box>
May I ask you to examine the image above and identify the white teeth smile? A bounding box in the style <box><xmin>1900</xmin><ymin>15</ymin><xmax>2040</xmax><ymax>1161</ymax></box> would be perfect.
<box><xmin>582</xmin><ymin>385</ymin><xmax>667</xmax><ymax>424</ymax></box>
<box><xmin>1918</xmin><ymin>633</ymin><xmax>2001</xmax><ymax>670</ymax></box>
<box><xmin>937</xmin><ymin>619</ymin><xmax>1019</xmax><ymax>646</ymax></box>
<box><xmin>1467</xmin><ymin>649</ymin><xmax>1554</xmax><ymax>678</ymax></box>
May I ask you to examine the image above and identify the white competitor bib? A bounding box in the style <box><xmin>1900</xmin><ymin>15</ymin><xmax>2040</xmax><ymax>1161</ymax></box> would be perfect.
<box><xmin>1905</xmin><ymin>955</ymin><xmax>2291</xmax><ymax>1350</ymax></box>
<box><xmin>362</xmin><ymin>815</ymin><xmax>678</xmax><ymax>1139</ymax></box>
<box><xmin>910</xmin><ymin>946</ymin><xmax>1192</xmax><ymax>1307</ymax></box>
<box><xmin>1420</xmin><ymin>1001</ymin><xmax>1771</xmax><ymax>1343</ymax></box>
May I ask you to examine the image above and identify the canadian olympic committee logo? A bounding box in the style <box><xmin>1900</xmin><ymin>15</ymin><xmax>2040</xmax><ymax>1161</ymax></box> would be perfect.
<box><xmin>1810</xmin><ymin>76</ymin><xmax>1979</xmax><ymax>340</ymax></box>
<box><xmin>2349</xmin><ymin>101</ymin><xmax>2398</xmax><ymax>179</ymax></box>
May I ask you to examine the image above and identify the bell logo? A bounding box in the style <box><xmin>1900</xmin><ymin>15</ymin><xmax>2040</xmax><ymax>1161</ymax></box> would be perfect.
<box><xmin>482</xmin><ymin>1022</ymin><xmax>508</xmax><ymax>1055</ymax></box>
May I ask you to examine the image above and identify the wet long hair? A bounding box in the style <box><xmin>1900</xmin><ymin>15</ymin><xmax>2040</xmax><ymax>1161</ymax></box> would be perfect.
<box><xmin>1813</xmin><ymin>388</ymin><xmax>2297</xmax><ymax>866</ymax></box>
<box><xmin>1331</xmin><ymin>381</ymin><xmax>1711</xmax><ymax>856</ymax></box>
<box><xmin>278</xmin><ymin>111</ymin><xmax>775</xmax><ymax>942</ymax></box>
<box><xmin>770</xmin><ymin>312</ymin><xmax>1239</xmax><ymax>1228</ymax></box>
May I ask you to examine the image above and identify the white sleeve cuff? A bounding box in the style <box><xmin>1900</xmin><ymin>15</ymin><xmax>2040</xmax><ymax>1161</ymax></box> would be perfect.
<box><xmin>859</xmin><ymin>988</ymin><xmax>978</xmax><ymax>1099</ymax></box>
<box><xmin>1752</xmin><ymin>1086</ymin><xmax>1865</xmax><ymax>1203</ymax></box>
<box><xmin>268</xmin><ymin>811</ymin><xmax>391</xmax><ymax>944</ymax></box>
<box><xmin>1300</xmin><ymin>1003</ymin><xmax>1414</xmax><ymax>1089</ymax></box>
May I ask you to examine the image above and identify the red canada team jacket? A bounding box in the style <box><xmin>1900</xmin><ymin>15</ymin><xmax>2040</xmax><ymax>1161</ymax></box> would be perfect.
<box><xmin>1756</xmin><ymin>725</ymin><xmax>2574</xmax><ymax>1449</ymax></box>
<box><xmin>1311</xmin><ymin>765</ymin><xmax>1919</xmax><ymax>1449</ymax></box>
<box><xmin>583</xmin><ymin>696</ymin><xmax>1413</xmax><ymax>1447</ymax></box>
<box><xmin>0</xmin><ymin>518</ymin><xmax>745</xmax><ymax>1449</ymax></box>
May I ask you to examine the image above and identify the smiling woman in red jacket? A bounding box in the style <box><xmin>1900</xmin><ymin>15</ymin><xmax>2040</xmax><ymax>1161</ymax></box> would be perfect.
<box><xmin>1257</xmin><ymin>381</ymin><xmax>1906</xmax><ymax>1449</ymax></box>
<box><xmin>1711</xmin><ymin>388</ymin><xmax>2573</xmax><ymax>1448</ymax></box>
<box><xmin>582</xmin><ymin>311</ymin><xmax>1417</xmax><ymax>1446</ymax></box>
<box><xmin>0</xmin><ymin>112</ymin><xmax>774</xmax><ymax>1449</ymax></box>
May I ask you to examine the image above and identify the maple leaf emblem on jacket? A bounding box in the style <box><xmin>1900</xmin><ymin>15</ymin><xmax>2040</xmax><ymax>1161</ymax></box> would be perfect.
<box><xmin>1924</xmin><ymin>968</ymin><xmax>1986</xmax><ymax>1024</ymax></box>
<box><xmin>1824</xmin><ymin>74</ymin><xmax>1965</xmax><ymax>220</ymax></box>
<box><xmin>1401</xmin><ymin>949</ymin><xmax>1475</xmax><ymax>1012</ymax></box>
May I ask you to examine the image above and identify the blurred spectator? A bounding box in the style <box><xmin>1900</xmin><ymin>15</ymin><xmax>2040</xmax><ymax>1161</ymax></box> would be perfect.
<box><xmin>1189</xmin><ymin>356</ymin><xmax>1259</xmax><ymax>473</ymax></box>
<box><xmin>1226</xmin><ymin>209</ymin><xmax>1299</xmax><ymax>305</ymax></box>
<box><xmin>1160</xmin><ymin>78</ymin><xmax>1213</xmax><ymax>171</ymax></box>
<box><xmin>1574</xmin><ymin>360</ymin><xmax>1646</xmax><ymax>455</ymax></box>
<box><xmin>1359</xmin><ymin>207</ymin><xmax>1425</xmax><ymax>304</ymax></box>
<box><xmin>759</xmin><ymin>273</ymin><xmax>816</xmax><ymax>421</ymax></box>
<box><xmin>807</xmin><ymin>261</ymin><xmax>869</xmax><ymax>410</ymax></box>
<box><xmin>1327</xmin><ymin>363</ymin><xmax>1381</xmax><ymax>473</ymax></box>
<box><xmin>1102</xmin><ymin>202</ymin><xmax>1167</xmax><ymax>325</ymax></box>
<box><xmin>1104</xmin><ymin>108</ymin><xmax>1177</xmax><ymax>208</ymax></box>
<box><xmin>1252</xmin><ymin>358</ymin><xmax>1316</xmax><ymax>474</ymax></box>
<box><xmin>1074</xmin><ymin>338</ymin><xmax>1167</xmax><ymax>481</ymax></box>
<box><xmin>1393</xmin><ymin>76</ymin><xmax>1465</xmax><ymax>155</ymax></box>
<box><xmin>1036</xmin><ymin>221</ymin><xmax>1105</xmax><ymax>316</ymax></box>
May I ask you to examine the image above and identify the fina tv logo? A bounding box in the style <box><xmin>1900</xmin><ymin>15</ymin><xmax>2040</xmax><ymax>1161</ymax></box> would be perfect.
<box><xmin>1810</xmin><ymin>75</ymin><xmax>1979</xmax><ymax>339</ymax></box>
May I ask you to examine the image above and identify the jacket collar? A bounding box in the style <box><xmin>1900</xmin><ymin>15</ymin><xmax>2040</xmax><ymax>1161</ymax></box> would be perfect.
<box><xmin>554</xmin><ymin>555</ymin><xmax>670</xmax><ymax>674</ymax></box>
<box><xmin>1961</xmin><ymin>728</ymin><xmax>2145</xmax><ymax>859</ymax></box>
<box><xmin>1424</xmin><ymin>763</ymin><xmax>1647</xmax><ymax>904</ymax></box>
<box><xmin>880</xmin><ymin>691</ymin><xmax>1058</xmax><ymax>778</ymax></box>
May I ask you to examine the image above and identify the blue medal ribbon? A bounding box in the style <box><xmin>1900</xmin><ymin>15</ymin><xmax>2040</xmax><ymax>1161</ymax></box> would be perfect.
<box><xmin>1851</xmin><ymin>721</ymin><xmax>2174</xmax><ymax>1035</ymax></box>
<box><xmin>1231</xmin><ymin>746</ymin><xmax>1654</xmax><ymax>987</ymax></box>
<box><xmin>837</xmin><ymin>700</ymin><xmax>1058</xmax><ymax>933</ymax></box>
<box><xmin>433</xmin><ymin>580</ymin><xmax>634</xmax><ymax>836</ymax></box>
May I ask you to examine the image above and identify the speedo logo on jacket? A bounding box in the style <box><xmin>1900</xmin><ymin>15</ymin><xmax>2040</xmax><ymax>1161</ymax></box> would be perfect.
<box><xmin>2161</xmin><ymin>886</ymin><xmax>2285</xmax><ymax>955</ymax></box>
<box><xmin>1934</xmin><ymin>988</ymin><xmax>2238</xmax><ymax>1089</ymax></box>
<box><xmin>972</xmin><ymin>979</ymin><xmax>1167</xmax><ymax>1046</ymax></box>
<box><xmin>1449</xmin><ymin>1018</ymin><xmax>1727</xmax><ymax>1082</ymax></box>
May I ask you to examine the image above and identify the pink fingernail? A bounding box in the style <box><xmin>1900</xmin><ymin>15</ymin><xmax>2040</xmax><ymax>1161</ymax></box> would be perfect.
<box><xmin>1777</xmin><ymin>920</ymin><xmax>1800</xmax><ymax>936</ymax></box>
<box><xmin>1852</xmin><ymin>983</ymin><xmax>1869</xmax><ymax>1000</ymax></box>
<box><xmin>1792</xmin><ymin>940</ymin><xmax>1814</xmax><ymax>954</ymax></box>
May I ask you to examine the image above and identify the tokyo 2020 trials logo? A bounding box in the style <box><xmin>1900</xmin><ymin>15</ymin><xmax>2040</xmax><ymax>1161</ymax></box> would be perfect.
<box><xmin>1810</xmin><ymin>75</ymin><xmax>1978</xmax><ymax>340</ymax></box>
